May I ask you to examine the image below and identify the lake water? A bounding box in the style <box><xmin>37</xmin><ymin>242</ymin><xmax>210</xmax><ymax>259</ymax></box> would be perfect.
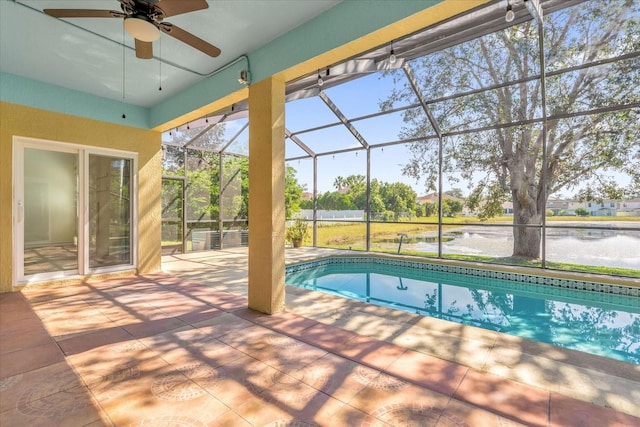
<box><xmin>405</xmin><ymin>222</ymin><xmax>640</xmax><ymax>270</ymax></box>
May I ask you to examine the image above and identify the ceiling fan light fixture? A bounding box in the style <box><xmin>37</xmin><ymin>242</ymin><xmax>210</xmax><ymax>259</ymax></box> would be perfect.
<box><xmin>124</xmin><ymin>16</ymin><xmax>160</xmax><ymax>42</ymax></box>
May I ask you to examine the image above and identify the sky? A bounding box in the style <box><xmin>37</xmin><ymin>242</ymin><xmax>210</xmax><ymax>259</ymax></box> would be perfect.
<box><xmin>284</xmin><ymin>71</ymin><xmax>433</xmax><ymax>195</ymax></box>
<box><xmin>282</xmin><ymin>65</ymin><xmax>634</xmax><ymax>198</ymax></box>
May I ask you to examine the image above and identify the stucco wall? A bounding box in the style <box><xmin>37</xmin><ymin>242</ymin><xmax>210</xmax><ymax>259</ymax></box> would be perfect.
<box><xmin>0</xmin><ymin>101</ymin><xmax>162</xmax><ymax>293</ymax></box>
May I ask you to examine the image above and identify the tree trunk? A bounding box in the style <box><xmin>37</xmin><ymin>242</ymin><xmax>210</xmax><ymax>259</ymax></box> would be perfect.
<box><xmin>512</xmin><ymin>190</ymin><xmax>542</xmax><ymax>259</ymax></box>
<box><xmin>512</xmin><ymin>225</ymin><xmax>541</xmax><ymax>259</ymax></box>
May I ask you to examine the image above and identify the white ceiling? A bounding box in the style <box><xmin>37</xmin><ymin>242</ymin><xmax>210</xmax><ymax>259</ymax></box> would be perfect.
<box><xmin>0</xmin><ymin>0</ymin><xmax>341</xmax><ymax>108</ymax></box>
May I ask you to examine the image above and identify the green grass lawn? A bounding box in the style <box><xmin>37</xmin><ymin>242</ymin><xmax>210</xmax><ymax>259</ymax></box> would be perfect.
<box><xmin>165</xmin><ymin>216</ymin><xmax>639</xmax><ymax>277</ymax></box>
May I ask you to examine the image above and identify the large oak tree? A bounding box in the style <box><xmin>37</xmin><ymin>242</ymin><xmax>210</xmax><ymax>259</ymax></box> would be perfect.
<box><xmin>385</xmin><ymin>0</ymin><xmax>639</xmax><ymax>259</ymax></box>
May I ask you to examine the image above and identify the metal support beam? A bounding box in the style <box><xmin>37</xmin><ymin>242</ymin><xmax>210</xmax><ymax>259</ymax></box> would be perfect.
<box><xmin>219</xmin><ymin>153</ymin><xmax>224</xmax><ymax>249</ymax></box>
<box><xmin>366</xmin><ymin>147</ymin><xmax>371</xmax><ymax>251</ymax></box>
<box><xmin>285</xmin><ymin>128</ymin><xmax>316</xmax><ymax>157</ymax></box>
<box><xmin>182</xmin><ymin>147</ymin><xmax>189</xmax><ymax>249</ymax></box>
<box><xmin>219</xmin><ymin>122</ymin><xmax>249</xmax><ymax>154</ymax></box>
<box><xmin>319</xmin><ymin>91</ymin><xmax>369</xmax><ymax>149</ymax></box>
<box><xmin>437</xmin><ymin>136</ymin><xmax>444</xmax><ymax>259</ymax></box>
<box><xmin>313</xmin><ymin>156</ymin><xmax>318</xmax><ymax>247</ymax></box>
<box><xmin>536</xmin><ymin>7</ymin><xmax>548</xmax><ymax>268</ymax></box>
<box><xmin>291</xmin><ymin>121</ymin><xmax>342</xmax><ymax>136</ymax></box>
<box><xmin>403</xmin><ymin>62</ymin><xmax>445</xmax><ymax>257</ymax></box>
<box><xmin>181</xmin><ymin>178</ymin><xmax>187</xmax><ymax>254</ymax></box>
<box><xmin>524</xmin><ymin>0</ymin><xmax>543</xmax><ymax>23</ymax></box>
<box><xmin>402</xmin><ymin>63</ymin><xmax>443</xmax><ymax>139</ymax></box>
<box><xmin>184</xmin><ymin>114</ymin><xmax>227</xmax><ymax>148</ymax></box>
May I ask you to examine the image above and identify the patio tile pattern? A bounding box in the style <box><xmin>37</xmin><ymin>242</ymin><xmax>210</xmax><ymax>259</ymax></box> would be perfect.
<box><xmin>1</xmin><ymin>249</ymin><xmax>638</xmax><ymax>426</ymax></box>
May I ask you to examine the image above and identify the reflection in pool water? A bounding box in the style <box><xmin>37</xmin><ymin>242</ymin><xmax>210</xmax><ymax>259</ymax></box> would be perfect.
<box><xmin>286</xmin><ymin>262</ymin><xmax>640</xmax><ymax>364</ymax></box>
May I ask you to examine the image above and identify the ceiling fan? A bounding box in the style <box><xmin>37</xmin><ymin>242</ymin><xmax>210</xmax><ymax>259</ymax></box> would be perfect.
<box><xmin>43</xmin><ymin>0</ymin><xmax>221</xmax><ymax>59</ymax></box>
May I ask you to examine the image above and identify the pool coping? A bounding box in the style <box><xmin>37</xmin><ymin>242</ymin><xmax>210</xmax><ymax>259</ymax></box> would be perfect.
<box><xmin>285</xmin><ymin>252</ymin><xmax>640</xmax><ymax>295</ymax></box>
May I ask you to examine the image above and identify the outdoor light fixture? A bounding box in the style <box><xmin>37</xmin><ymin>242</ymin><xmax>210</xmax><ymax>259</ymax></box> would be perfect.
<box><xmin>124</xmin><ymin>16</ymin><xmax>160</xmax><ymax>42</ymax></box>
<box><xmin>317</xmin><ymin>68</ymin><xmax>330</xmax><ymax>87</ymax></box>
<box><xmin>505</xmin><ymin>2</ymin><xmax>515</xmax><ymax>22</ymax></box>
<box><xmin>389</xmin><ymin>41</ymin><xmax>397</xmax><ymax>64</ymax></box>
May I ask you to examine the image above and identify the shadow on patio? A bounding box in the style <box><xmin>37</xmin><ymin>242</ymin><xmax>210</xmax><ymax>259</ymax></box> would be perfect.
<box><xmin>1</xmin><ymin>248</ymin><xmax>638</xmax><ymax>426</ymax></box>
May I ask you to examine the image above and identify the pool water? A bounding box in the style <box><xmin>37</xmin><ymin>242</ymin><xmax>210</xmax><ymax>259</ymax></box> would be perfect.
<box><xmin>286</xmin><ymin>262</ymin><xmax>640</xmax><ymax>364</ymax></box>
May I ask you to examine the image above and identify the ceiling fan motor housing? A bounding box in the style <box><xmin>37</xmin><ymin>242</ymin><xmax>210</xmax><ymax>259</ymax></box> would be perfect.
<box><xmin>124</xmin><ymin>15</ymin><xmax>160</xmax><ymax>42</ymax></box>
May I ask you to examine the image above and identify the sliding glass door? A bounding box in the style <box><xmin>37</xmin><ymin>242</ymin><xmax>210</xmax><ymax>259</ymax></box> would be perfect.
<box><xmin>14</xmin><ymin>138</ymin><xmax>136</xmax><ymax>284</ymax></box>
<box><xmin>21</xmin><ymin>147</ymin><xmax>79</xmax><ymax>278</ymax></box>
<box><xmin>88</xmin><ymin>154</ymin><xmax>132</xmax><ymax>268</ymax></box>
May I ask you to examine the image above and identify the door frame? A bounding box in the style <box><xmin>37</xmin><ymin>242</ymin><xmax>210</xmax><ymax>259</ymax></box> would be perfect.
<box><xmin>12</xmin><ymin>136</ymin><xmax>138</xmax><ymax>286</ymax></box>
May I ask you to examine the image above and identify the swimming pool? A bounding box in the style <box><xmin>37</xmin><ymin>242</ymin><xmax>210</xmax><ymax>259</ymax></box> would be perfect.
<box><xmin>285</xmin><ymin>257</ymin><xmax>640</xmax><ymax>364</ymax></box>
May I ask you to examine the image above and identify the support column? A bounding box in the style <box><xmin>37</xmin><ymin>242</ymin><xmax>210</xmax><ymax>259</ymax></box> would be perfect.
<box><xmin>248</xmin><ymin>76</ymin><xmax>286</xmax><ymax>314</ymax></box>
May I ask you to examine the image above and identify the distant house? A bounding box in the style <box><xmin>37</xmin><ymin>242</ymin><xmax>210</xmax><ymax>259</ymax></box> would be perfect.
<box><xmin>298</xmin><ymin>209</ymin><xmax>364</xmax><ymax>221</ymax></box>
<box><xmin>417</xmin><ymin>193</ymin><xmax>439</xmax><ymax>205</ymax></box>
<box><xmin>584</xmin><ymin>200</ymin><xmax>617</xmax><ymax>216</ymax></box>
<box><xmin>546</xmin><ymin>198</ymin><xmax>620</xmax><ymax>216</ymax></box>
<box><xmin>547</xmin><ymin>199</ymin><xmax>568</xmax><ymax>215</ymax></box>
<box><xmin>417</xmin><ymin>193</ymin><xmax>464</xmax><ymax>205</ymax></box>
<box><xmin>503</xmin><ymin>201</ymin><xmax>513</xmax><ymax>215</ymax></box>
<box><xmin>416</xmin><ymin>195</ymin><xmax>635</xmax><ymax>217</ymax></box>
<box><xmin>616</xmin><ymin>198</ymin><xmax>640</xmax><ymax>216</ymax></box>
<box><xmin>546</xmin><ymin>199</ymin><xmax>584</xmax><ymax>215</ymax></box>
<box><xmin>566</xmin><ymin>200</ymin><xmax>585</xmax><ymax>215</ymax></box>
<box><xmin>417</xmin><ymin>193</ymin><xmax>472</xmax><ymax>215</ymax></box>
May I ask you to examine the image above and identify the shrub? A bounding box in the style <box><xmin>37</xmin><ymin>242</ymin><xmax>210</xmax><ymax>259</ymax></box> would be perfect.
<box><xmin>575</xmin><ymin>207</ymin><xmax>590</xmax><ymax>217</ymax></box>
<box><xmin>285</xmin><ymin>218</ymin><xmax>309</xmax><ymax>247</ymax></box>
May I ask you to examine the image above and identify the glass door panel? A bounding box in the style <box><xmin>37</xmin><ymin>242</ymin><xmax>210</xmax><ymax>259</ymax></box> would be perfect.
<box><xmin>88</xmin><ymin>155</ymin><xmax>132</xmax><ymax>268</ymax></box>
<box><xmin>23</xmin><ymin>148</ymin><xmax>79</xmax><ymax>277</ymax></box>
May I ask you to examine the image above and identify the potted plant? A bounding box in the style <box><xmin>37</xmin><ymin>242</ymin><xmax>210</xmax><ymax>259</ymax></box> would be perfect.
<box><xmin>286</xmin><ymin>218</ymin><xmax>309</xmax><ymax>248</ymax></box>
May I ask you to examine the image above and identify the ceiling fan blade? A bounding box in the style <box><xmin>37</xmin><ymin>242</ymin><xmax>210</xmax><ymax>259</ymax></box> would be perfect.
<box><xmin>43</xmin><ymin>9</ymin><xmax>122</xmax><ymax>18</ymax></box>
<box><xmin>135</xmin><ymin>39</ymin><xmax>153</xmax><ymax>59</ymax></box>
<box><xmin>160</xmin><ymin>23</ymin><xmax>221</xmax><ymax>57</ymax></box>
<box><xmin>155</xmin><ymin>0</ymin><xmax>208</xmax><ymax>17</ymax></box>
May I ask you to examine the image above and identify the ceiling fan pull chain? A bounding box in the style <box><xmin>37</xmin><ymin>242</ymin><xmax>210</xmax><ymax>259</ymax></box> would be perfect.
<box><xmin>159</xmin><ymin>36</ymin><xmax>162</xmax><ymax>91</ymax></box>
<box><xmin>122</xmin><ymin>21</ymin><xmax>126</xmax><ymax>119</ymax></box>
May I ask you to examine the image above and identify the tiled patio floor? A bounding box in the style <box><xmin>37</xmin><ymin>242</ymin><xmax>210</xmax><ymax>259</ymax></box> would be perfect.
<box><xmin>1</xmin><ymin>248</ymin><xmax>639</xmax><ymax>426</ymax></box>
